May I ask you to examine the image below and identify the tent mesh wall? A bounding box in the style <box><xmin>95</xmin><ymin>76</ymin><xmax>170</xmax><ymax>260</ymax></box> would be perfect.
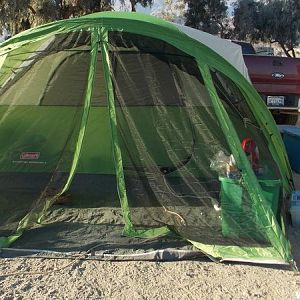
<box><xmin>210</xmin><ymin>69</ymin><xmax>281</xmax><ymax>178</ymax></box>
<box><xmin>0</xmin><ymin>31</ymin><xmax>92</xmax><ymax>244</ymax></box>
<box><xmin>0</xmin><ymin>15</ymin><xmax>293</xmax><ymax>263</ymax></box>
<box><xmin>108</xmin><ymin>31</ymin><xmax>281</xmax><ymax>248</ymax></box>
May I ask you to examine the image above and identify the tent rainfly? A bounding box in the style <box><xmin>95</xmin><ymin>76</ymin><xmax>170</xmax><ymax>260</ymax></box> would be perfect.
<box><xmin>0</xmin><ymin>12</ymin><xmax>295</xmax><ymax>265</ymax></box>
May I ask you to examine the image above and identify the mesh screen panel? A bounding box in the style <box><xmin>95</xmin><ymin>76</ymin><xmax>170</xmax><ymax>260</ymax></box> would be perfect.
<box><xmin>0</xmin><ymin>32</ymin><xmax>91</xmax><ymax>237</ymax></box>
<box><xmin>108</xmin><ymin>32</ymin><xmax>277</xmax><ymax>247</ymax></box>
<box><xmin>210</xmin><ymin>69</ymin><xmax>281</xmax><ymax>180</ymax></box>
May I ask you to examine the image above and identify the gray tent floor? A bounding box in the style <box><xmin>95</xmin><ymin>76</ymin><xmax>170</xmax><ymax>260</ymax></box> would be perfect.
<box><xmin>0</xmin><ymin>174</ymin><xmax>221</xmax><ymax>259</ymax></box>
<box><xmin>8</xmin><ymin>205</ymin><xmax>208</xmax><ymax>255</ymax></box>
<box><xmin>3</xmin><ymin>204</ymin><xmax>271</xmax><ymax>260</ymax></box>
<box><xmin>4</xmin><ymin>205</ymin><xmax>203</xmax><ymax>260</ymax></box>
<box><xmin>0</xmin><ymin>173</ymin><xmax>275</xmax><ymax>259</ymax></box>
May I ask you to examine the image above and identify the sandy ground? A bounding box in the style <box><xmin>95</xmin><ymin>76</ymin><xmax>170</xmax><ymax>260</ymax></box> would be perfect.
<box><xmin>1</xmin><ymin>138</ymin><xmax>300</xmax><ymax>299</ymax></box>
<box><xmin>0</xmin><ymin>257</ymin><xmax>300</xmax><ymax>300</ymax></box>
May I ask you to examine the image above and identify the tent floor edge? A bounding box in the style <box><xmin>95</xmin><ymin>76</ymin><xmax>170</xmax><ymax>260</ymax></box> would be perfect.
<box><xmin>188</xmin><ymin>239</ymin><xmax>293</xmax><ymax>265</ymax></box>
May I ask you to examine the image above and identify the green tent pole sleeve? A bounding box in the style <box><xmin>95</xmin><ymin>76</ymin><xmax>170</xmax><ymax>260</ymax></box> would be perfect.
<box><xmin>59</xmin><ymin>29</ymin><xmax>99</xmax><ymax>195</ymax></box>
<box><xmin>35</xmin><ymin>28</ymin><xmax>99</xmax><ymax>216</ymax></box>
<box><xmin>99</xmin><ymin>27</ymin><xmax>134</xmax><ymax>234</ymax></box>
<box><xmin>198</xmin><ymin>62</ymin><xmax>292</xmax><ymax>263</ymax></box>
<box><xmin>99</xmin><ymin>27</ymin><xmax>170</xmax><ymax>238</ymax></box>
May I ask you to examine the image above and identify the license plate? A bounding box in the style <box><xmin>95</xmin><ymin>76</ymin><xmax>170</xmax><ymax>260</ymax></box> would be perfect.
<box><xmin>267</xmin><ymin>96</ymin><xmax>285</xmax><ymax>106</ymax></box>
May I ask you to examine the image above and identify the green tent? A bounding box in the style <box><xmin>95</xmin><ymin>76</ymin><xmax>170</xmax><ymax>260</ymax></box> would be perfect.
<box><xmin>0</xmin><ymin>12</ymin><xmax>295</xmax><ymax>264</ymax></box>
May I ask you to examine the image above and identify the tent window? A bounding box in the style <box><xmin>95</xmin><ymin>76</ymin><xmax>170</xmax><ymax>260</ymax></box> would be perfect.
<box><xmin>108</xmin><ymin>31</ymin><xmax>211</xmax><ymax>107</ymax></box>
<box><xmin>0</xmin><ymin>31</ymin><xmax>106</xmax><ymax>107</ymax></box>
<box><xmin>109</xmin><ymin>31</ymin><xmax>187</xmax><ymax>57</ymax></box>
<box><xmin>210</xmin><ymin>69</ymin><xmax>281</xmax><ymax>179</ymax></box>
<box><xmin>41</xmin><ymin>54</ymin><xmax>107</xmax><ymax>106</ymax></box>
<box><xmin>210</xmin><ymin>69</ymin><xmax>256</xmax><ymax>122</ymax></box>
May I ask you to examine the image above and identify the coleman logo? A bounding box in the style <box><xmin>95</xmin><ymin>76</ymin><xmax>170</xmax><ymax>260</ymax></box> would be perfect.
<box><xmin>20</xmin><ymin>152</ymin><xmax>40</xmax><ymax>160</ymax></box>
<box><xmin>272</xmin><ymin>72</ymin><xmax>285</xmax><ymax>79</ymax></box>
